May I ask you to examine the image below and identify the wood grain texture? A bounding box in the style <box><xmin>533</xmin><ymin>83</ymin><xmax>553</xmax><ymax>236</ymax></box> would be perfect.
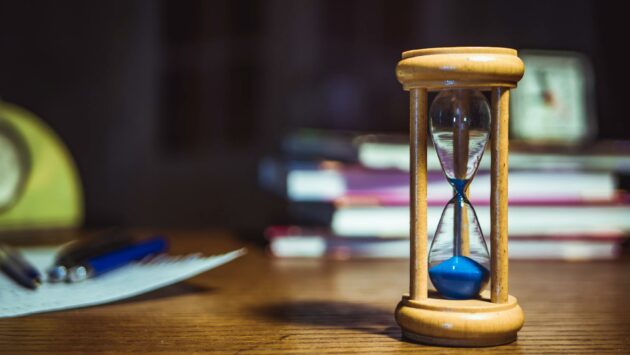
<box><xmin>0</xmin><ymin>230</ymin><xmax>629</xmax><ymax>354</ymax></box>
<box><xmin>409</xmin><ymin>88</ymin><xmax>428</xmax><ymax>301</ymax></box>
<box><xmin>490</xmin><ymin>87</ymin><xmax>510</xmax><ymax>304</ymax></box>
<box><xmin>396</xmin><ymin>290</ymin><xmax>524</xmax><ymax>346</ymax></box>
<box><xmin>396</xmin><ymin>47</ymin><xmax>525</xmax><ymax>90</ymax></box>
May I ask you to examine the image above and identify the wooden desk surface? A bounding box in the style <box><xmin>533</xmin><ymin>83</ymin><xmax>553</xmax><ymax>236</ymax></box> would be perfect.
<box><xmin>1</xmin><ymin>230</ymin><xmax>629</xmax><ymax>354</ymax></box>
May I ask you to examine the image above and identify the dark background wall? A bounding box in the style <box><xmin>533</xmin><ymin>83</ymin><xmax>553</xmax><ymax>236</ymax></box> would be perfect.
<box><xmin>0</xmin><ymin>0</ymin><xmax>627</xmax><ymax>230</ymax></box>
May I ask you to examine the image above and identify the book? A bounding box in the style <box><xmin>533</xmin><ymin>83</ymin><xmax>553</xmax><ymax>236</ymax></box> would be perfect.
<box><xmin>259</xmin><ymin>159</ymin><xmax>618</xmax><ymax>205</ymax></box>
<box><xmin>266</xmin><ymin>226</ymin><xmax>624</xmax><ymax>261</ymax></box>
<box><xmin>330</xmin><ymin>204</ymin><xmax>630</xmax><ymax>238</ymax></box>
<box><xmin>264</xmin><ymin>130</ymin><xmax>630</xmax><ymax>262</ymax></box>
<box><xmin>358</xmin><ymin>138</ymin><xmax>630</xmax><ymax>173</ymax></box>
<box><xmin>281</xmin><ymin>129</ymin><xmax>360</xmax><ymax>163</ymax></box>
<box><xmin>280</xmin><ymin>129</ymin><xmax>630</xmax><ymax>173</ymax></box>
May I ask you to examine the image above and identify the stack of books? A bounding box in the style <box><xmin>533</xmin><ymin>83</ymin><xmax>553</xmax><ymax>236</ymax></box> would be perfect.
<box><xmin>260</xmin><ymin>130</ymin><xmax>630</xmax><ymax>260</ymax></box>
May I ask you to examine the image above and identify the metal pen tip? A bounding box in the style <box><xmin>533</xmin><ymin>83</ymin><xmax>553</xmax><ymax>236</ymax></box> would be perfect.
<box><xmin>47</xmin><ymin>265</ymin><xmax>68</xmax><ymax>283</ymax></box>
<box><xmin>67</xmin><ymin>265</ymin><xmax>89</xmax><ymax>283</ymax></box>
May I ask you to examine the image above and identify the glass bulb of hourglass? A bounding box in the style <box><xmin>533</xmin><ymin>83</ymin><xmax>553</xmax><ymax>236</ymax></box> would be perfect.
<box><xmin>430</xmin><ymin>89</ymin><xmax>490</xmax><ymax>182</ymax></box>
<box><xmin>427</xmin><ymin>89</ymin><xmax>491</xmax><ymax>300</ymax></box>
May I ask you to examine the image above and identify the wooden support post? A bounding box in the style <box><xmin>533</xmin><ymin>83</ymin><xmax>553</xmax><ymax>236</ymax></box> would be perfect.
<box><xmin>410</xmin><ymin>88</ymin><xmax>428</xmax><ymax>301</ymax></box>
<box><xmin>490</xmin><ymin>87</ymin><xmax>510</xmax><ymax>304</ymax></box>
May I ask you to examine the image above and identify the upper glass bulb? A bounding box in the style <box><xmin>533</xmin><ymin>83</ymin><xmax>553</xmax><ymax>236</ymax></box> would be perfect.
<box><xmin>429</xmin><ymin>89</ymin><xmax>491</xmax><ymax>184</ymax></box>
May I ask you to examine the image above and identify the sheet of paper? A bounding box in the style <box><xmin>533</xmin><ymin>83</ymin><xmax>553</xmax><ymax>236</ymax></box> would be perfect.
<box><xmin>0</xmin><ymin>247</ymin><xmax>245</xmax><ymax>318</ymax></box>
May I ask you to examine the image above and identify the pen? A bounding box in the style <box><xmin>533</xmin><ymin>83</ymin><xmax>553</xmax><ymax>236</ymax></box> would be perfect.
<box><xmin>67</xmin><ymin>236</ymin><xmax>168</xmax><ymax>282</ymax></box>
<box><xmin>0</xmin><ymin>244</ymin><xmax>41</xmax><ymax>290</ymax></box>
<box><xmin>47</xmin><ymin>230</ymin><xmax>134</xmax><ymax>282</ymax></box>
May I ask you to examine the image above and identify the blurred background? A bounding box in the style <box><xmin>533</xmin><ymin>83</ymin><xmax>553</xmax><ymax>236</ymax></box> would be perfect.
<box><xmin>0</xmin><ymin>0</ymin><xmax>629</xmax><ymax>245</ymax></box>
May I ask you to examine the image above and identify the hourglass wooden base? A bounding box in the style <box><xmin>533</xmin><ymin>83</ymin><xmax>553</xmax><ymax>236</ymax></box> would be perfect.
<box><xmin>395</xmin><ymin>291</ymin><xmax>524</xmax><ymax>347</ymax></box>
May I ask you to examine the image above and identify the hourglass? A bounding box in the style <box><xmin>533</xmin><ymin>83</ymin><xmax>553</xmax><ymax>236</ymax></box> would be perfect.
<box><xmin>394</xmin><ymin>47</ymin><xmax>525</xmax><ymax>346</ymax></box>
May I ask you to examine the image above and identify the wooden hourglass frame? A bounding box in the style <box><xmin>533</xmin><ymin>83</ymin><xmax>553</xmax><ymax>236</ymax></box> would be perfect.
<box><xmin>394</xmin><ymin>47</ymin><xmax>525</xmax><ymax>347</ymax></box>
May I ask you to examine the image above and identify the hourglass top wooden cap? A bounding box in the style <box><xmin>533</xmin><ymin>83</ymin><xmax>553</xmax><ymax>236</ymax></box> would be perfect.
<box><xmin>397</xmin><ymin>47</ymin><xmax>524</xmax><ymax>90</ymax></box>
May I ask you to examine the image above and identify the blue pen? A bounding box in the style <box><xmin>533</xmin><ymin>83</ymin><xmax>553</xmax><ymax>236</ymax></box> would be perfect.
<box><xmin>0</xmin><ymin>244</ymin><xmax>42</xmax><ymax>289</ymax></box>
<box><xmin>2</xmin><ymin>244</ymin><xmax>42</xmax><ymax>283</ymax></box>
<box><xmin>67</xmin><ymin>237</ymin><xmax>168</xmax><ymax>282</ymax></box>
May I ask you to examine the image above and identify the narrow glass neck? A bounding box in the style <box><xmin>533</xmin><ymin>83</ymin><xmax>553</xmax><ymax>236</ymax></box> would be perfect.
<box><xmin>449</xmin><ymin>178</ymin><xmax>469</xmax><ymax>198</ymax></box>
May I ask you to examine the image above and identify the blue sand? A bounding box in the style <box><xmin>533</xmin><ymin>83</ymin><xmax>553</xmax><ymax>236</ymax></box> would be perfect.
<box><xmin>429</xmin><ymin>256</ymin><xmax>490</xmax><ymax>300</ymax></box>
<box><xmin>448</xmin><ymin>178</ymin><xmax>468</xmax><ymax>196</ymax></box>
